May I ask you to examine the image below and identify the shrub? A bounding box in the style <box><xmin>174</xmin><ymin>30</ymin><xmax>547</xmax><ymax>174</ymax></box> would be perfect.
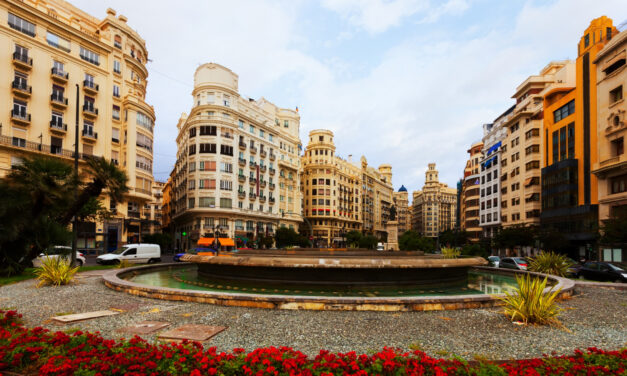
<box><xmin>441</xmin><ymin>247</ymin><xmax>461</xmax><ymax>259</ymax></box>
<box><xmin>34</xmin><ymin>257</ymin><xmax>78</xmax><ymax>287</ymax></box>
<box><xmin>116</xmin><ymin>259</ymin><xmax>132</xmax><ymax>269</ymax></box>
<box><xmin>499</xmin><ymin>274</ymin><xmax>562</xmax><ymax>325</ymax></box>
<box><xmin>529</xmin><ymin>251</ymin><xmax>574</xmax><ymax>277</ymax></box>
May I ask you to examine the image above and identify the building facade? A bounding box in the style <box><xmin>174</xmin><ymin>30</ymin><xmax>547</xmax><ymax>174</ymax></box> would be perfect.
<box><xmin>411</xmin><ymin>163</ymin><xmax>457</xmax><ymax>238</ymax></box>
<box><xmin>541</xmin><ymin>17</ymin><xmax>619</xmax><ymax>259</ymax></box>
<box><xmin>145</xmin><ymin>180</ymin><xmax>164</xmax><ymax>235</ymax></box>
<box><xmin>301</xmin><ymin>130</ymin><xmax>394</xmax><ymax>247</ymax></box>
<box><xmin>479</xmin><ymin>116</ymin><xmax>510</xmax><ymax>239</ymax></box>
<box><xmin>500</xmin><ymin>61</ymin><xmax>574</xmax><ymax>229</ymax></box>
<box><xmin>460</xmin><ymin>141</ymin><xmax>483</xmax><ymax>242</ymax></box>
<box><xmin>171</xmin><ymin>63</ymin><xmax>302</xmax><ymax>250</ymax></box>
<box><xmin>393</xmin><ymin>185</ymin><xmax>410</xmax><ymax>234</ymax></box>
<box><xmin>0</xmin><ymin>1</ymin><xmax>155</xmax><ymax>253</ymax></box>
<box><xmin>592</xmin><ymin>28</ymin><xmax>627</xmax><ymax>263</ymax></box>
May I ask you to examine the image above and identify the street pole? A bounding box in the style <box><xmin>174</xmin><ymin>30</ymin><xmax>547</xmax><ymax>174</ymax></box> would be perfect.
<box><xmin>71</xmin><ymin>84</ymin><xmax>79</xmax><ymax>267</ymax></box>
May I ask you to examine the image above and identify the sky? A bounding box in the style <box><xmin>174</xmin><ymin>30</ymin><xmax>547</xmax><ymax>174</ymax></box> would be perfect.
<box><xmin>72</xmin><ymin>0</ymin><xmax>627</xmax><ymax>196</ymax></box>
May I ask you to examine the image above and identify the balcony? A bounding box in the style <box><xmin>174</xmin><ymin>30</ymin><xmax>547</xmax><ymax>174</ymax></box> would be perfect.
<box><xmin>81</xmin><ymin>129</ymin><xmax>98</xmax><ymax>142</ymax></box>
<box><xmin>269</xmin><ymin>183</ymin><xmax>275</xmax><ymax>190</ymax></box>
<box><xmin>238</xmin><ymin>158</ymin><xmax>246</xmax><ymax>166</ymax></box>
<box><xmin>12</xmin><ymin>52</ymin><xmax>32</xmax><ymax>71</ymax></box>
<box><xmin>83</xmin><ymin>80</ymin><xmax>99</xmax><ymax>95</ymax></box>
<box><xmin>11</xmin><ymin>109</ymin><xmax>30</xmax><ymax>126</ymax></box>
<box><xmin>250</xmin><ymin>146</ymin><xmax>257</xmax><ymax>154</ymax></box>
<box><xmin>260</xmin><ymin>165</ymin><xmax>267</xmax><ymax>172</ymax></box>
<box><xmin>238</xmin><ymin>190</ymin><xmax>246</xmax><ymax>198</ymax></box>
<box><xmin>249</xmin><ymin>177</ymin><xmax>257</xmax><ymax>184</ymax></box>
<box><xmin>260</xmin><ymin>150</ymin><xmax>267</xmax><ymax>158</ymax></box>
<box><xmin>128</xmin><ymin>210</ymin><xmax>141</xmax><ymax>219</ymax></box>
<box><xmin>49</xmin><ymin>120</ymin><xmax>67</xmax><ymax>134</ymax></box>
<box><xmin>269</xmin><ymin>197</ymin><xmax>276</xmax><ymax>204</ymax></box>
<box><xmin>51</xmin><ymin>68</ymin><xmax>68</xmax><ymax>84</ymax></box>
<box><xmin>259</xmin><ymin>196</ymin><xmax>266</xmax><ymax>203</ymax></box>
<box><xmin>250</xmin><ymin>162</ymin><xmax>258</xmax><ymax>169</ymax></box>
<box><xmin>248</xmin><ymin>193</ymin><xmax>257</xmax><ymax>200</ymax></box>
<box><xmin>239</xmin><ymin>142</ymin><xmax>246</xmax><ymax>150</ymax></box>
<box><xmin>260</xmin><ymin>180</ymin><xmax>267</xmax><ymax>188</ymax></box>
<box><xmin>82</xmin><ymin>104</ymin><xmax>99</xmax><ymax>118</ymax></box>
<box><xmin>269</xmin><ymin>153</ymin><xmax>276</xmax><ymax>161</ymax></box>
<box><xmin>269</xmin><ymin>167</ymin><xmax>276</xmax><ymax>175</ymax></box>
<box><xmin>238</xmin><ymin>174</ymin><xmax>246</xmax><ymax>182</ymax></box>
<box><xmin>11</xmin><ymin>81</ymin><xmax>32</xmax><ymax>98</ymax></box>
<box><xmin>50</xmin><ymin>93</ymin><xmax>68</xmax><ymax>109</ymax></box>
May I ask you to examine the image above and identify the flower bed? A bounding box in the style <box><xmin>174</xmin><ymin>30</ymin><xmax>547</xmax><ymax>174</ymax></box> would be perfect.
<box><xmin>0</xmin><ymin>310</ymin><xmax>625</xmax><ymax>375</ymax></box>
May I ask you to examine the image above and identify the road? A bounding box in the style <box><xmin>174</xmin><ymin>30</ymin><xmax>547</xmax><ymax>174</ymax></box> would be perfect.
<box><xmin>83</xmin><ymin>254</ymin><xmax>178</xmax><ymax>266</ymax></box>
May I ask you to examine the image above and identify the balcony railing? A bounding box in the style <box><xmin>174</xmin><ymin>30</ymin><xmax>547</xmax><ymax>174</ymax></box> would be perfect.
<box><xmin>11</xmin><ymin>109</ymin><xmax>31</xmax><ymax>124</ymax></box>
<box><xmin>51</xmin><ymin>93</ymin><xmax>68</xmax><ymax>106</ymax></box>
<box><xmin>238</xmin><ymin>190</ymin><xmax>246</xmax><ymax>198</ymax></box>
<box><xmin>269</xmin><ymin>167</ymin><xmax>276</xmax><ymax>175</ymax></box>
<box><xmin>238</xmin><ymin>174</ymin><xmax>246</xmax><ymax>182</ymax></box>
<box><xmin>249</xmin><ymin>177</ymin><xmax>257</xmax><ymax>184</ymax></box>
<box><xmin>260</xmin><ymin>150</ymin><xmax>267</xmax><ymax>158</ymax></box>
<box><xmin>12</xmin><ymin>52</ymin><xmax>32</xmax><ymax>68</ymax></box>
<box><xmin>49</xmin><ymin>120</ymin><xmax>67</xmax><ymax>131</ymax></box>
<box><xmin>82</xmin><ymin>104</ymin><xmax>98</xmax><ymax>116</ymax></box>
<box><xmin>269</xmin><ymin>153</ymin><xmax>276</xmax><ymax>160</ymax></box>
<box><xmin>249</xmin><ymin>193</ymin><xmax>257</xmax><ymax>199</ymax></box>
<box><xmin>128</xmin><ymin>210</ymin><xmax>141</xmax><ymax>219</ymax></box>
<box><xmin>51</xmin><ymin>68</ymin><xmax>69</xmax><ymax>81</ymax></box>
<box><xmin>83</xmin><ymin>80</ymin><xmax>99</xmax><ymax>92</ymax></box>
<box><xmin>0</xmin><ymin>134</ymin><xmax>95</xmax><ymax>160</ymax></box>
<box><xmin>239</xmin><ymin>142</ymin><xmax>246</xmax><ymax>150</ymax></box>
<box><xmin>82</xmin><ymin>129</ymin><xmax>98</xmax><ymax>139</ymax></box>
<box><xmin>12</xmin><ymin>81</ymin><xmax>32</xmax><ymax>95</ymax></box>
<box><xmin>250</xmin><ymin>146</ymin><xmax>257</xmax><ymax>154</ymax></box>
<box><xmin>269</xmin><ymin>197</ymin><xmax>276</xmax><ymax>204</ymax></box>
<box><xmin>238</xmin><ymin>158</ymin><xmax>246</xmax><ymax>166</ymax></box>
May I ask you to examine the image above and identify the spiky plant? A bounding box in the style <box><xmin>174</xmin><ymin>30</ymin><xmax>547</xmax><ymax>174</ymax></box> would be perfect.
<box><xmin>499</xmin><ymin>274</ymin><xmax>563</xmax><ymax>325</ymax></box>
<box><xmin>34</xmin><ymin>257</ymin><xmax>79</xmax><ymax>287</ymax></box>
<box><xmin>441</xmin><ymin>247</ymin><xmax>461</xmax><ymax>259</ymax></box>
<box><xmin>529</xmin><ymin>251</ymin><xmax>574</xmax><ymax>277</ymax></box>
<box><xmin>117</xmin><ymin>259</ymin><xmax>133</xmax><ymax>269</ymax></box>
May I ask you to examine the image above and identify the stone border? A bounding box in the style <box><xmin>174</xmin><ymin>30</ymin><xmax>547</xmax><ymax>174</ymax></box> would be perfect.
<box><xmin>573</xmin><ymin>280</ymin><xmax>627</xmax><ymax>290</ymax></box>
<box><xmin>102</xmin><ymin>264</ymin><xmax>574</xmax><ymax>312</ymax></box>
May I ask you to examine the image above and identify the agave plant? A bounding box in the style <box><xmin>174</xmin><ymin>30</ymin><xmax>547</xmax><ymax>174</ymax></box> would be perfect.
<box><xmin>529</xmin><ymin>251</ymin><xmax>574</xmax><ymax>277</ymax></box>
<box><xmin>117</xmin><ymin>259</ymin><xmax>133</xmax><ymax>269</ymax></box>
<box><xmin>34</xmin><ymin>257</ymin><xmax>79</xmax><ymax>287</ymax></box>
<box><xmin>499</xmin><ymin>274</ymin><xmax>562</xmax><ymax>325</ymax></box>
<box><xmin>441</xmin><ymin>247</ymin><xmax>461</xmax><ymax>259</ymax></box>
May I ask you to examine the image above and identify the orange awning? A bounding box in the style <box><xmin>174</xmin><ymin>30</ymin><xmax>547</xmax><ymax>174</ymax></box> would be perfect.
<box><xmin>523</xmin><ymin>177</ymin><xmax>533</xmax><ymax>186</ymax></box>
<box><xmin>197</xmin><ymin>237</ymin><xmax>235</xmax><ymax>247</ymax></box>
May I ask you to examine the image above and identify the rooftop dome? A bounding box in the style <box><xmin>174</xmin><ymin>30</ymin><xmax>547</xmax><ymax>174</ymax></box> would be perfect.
<box><xmin>398</xmin><ymin>185</ymin><xmax>407</xmax><ymax>192</ymax></box>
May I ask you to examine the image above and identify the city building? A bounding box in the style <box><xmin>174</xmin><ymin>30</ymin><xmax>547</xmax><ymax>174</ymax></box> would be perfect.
<box><xmin>411</xmin><ymin>163</ymin><xmax>457</xmax><ymax>238</ymax></box>
<box><xmin>592</xmin><ymin>28</ymin><xmax>626</xmax><ymax>262</ymax></box>
<box><xmin>0</xmin><ymin>1</ymin><xmax>155</xmax><ymax>253</ymax></box>
<box><xmin>393</xmin><ymin>185</ymin><xmax>411</xmax><ymax>234</ymax></box>
<box><xmin>171</xmin><ymin>63</ymin><xmax>302</xmax><ymax>250</ymax></box>
<box><xmin>500</xmin><ymin>61</ymin><xmax>574</xmax><ymax>229</ymax></box>
<box><xmin>301</xmin><ymin>130</ymin><xmax>394</xmax><ymax>247</ymax></box>
<box><xmin>542</xmin><ymin>17</ymin><xmax>619</xmax><ymax>259</ymax></box>
<box><xmin>479</xmin><ymin>116</ymin><xmax>510</xmax><ymax>239</ymax></box>
<box><xmin>144</xmin><ymin>180</ymin><xmax>165</xmax><ymax>235</ymax></box>
<box><xmin>161</xmin><ymin>176</ymin><xmax>173</xmax><ymax>233</ymax></box>
<box><xmin>460</xmin><ymin>141</ymin><xmax>483</xmax><ymax>242</ymax></box>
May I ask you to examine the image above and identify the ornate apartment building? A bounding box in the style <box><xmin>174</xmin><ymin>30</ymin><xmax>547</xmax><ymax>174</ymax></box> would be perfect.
<box><xmin>592</xmin><ymin>28</ymin><xmax>626</xmax><ymax>263</ymax></box>
<box><xmin>479</xmin><ymin>118</ymin><xmax>509</xmax><ymax>238</ymax></box>
<box><xmin>301</xmin><ymin>130</ymin><xmax>394</xmax><ymax>247</ymax></box>
<box><xmin>171</xmin><ymin>63</ymin><xmax>302</xmax><ymax>250</ymax></box>
<box><xmin>411</xmin><ymin>163</ymin><xmax>457</xmax><ymax>238</ymax></box>
<box><xmin>460</xmin><ymin>141</ymin><xmax>483</xmax><ymax>242</ymax></box>
<box><xmin>500</xmin><ymin>61</ymin><xmax>574</xmax><ymax>228</ymax></box>
<box><xmin>393</xmin><ymin>185</ymin><xmax>411</xmax><ymax>234</ymax></box>
<box><xmin>0</xmin><ymin>1</ymin><xmax>155</xmax><ymax>253</ymax></box>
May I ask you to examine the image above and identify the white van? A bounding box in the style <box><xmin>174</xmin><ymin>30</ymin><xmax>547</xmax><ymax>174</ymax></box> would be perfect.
<box><xmin>376</xmin><ymin>242</ymin><xmax>385</xmax><ymax>251</ymax></box>
<box><xmin>96</xmin><ymin>244</ymin><xmax>161</xmax><ymax>265</ymax></box>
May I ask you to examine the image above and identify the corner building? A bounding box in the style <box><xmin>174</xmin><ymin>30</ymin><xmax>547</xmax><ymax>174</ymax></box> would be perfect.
<box><xmin>0</xmin><ymin>1</ymin><xmax>156</xmax><ymax>252</ymax></box>
<box><xmin>301</xmin><ymin>130</ymin><xmax>393</xmax><ymax>247</ymax></box>
<box><xmin>460</xmin><ymin>141</ymin><xmax>483</xmax><ymax>242</ymax></box>
<box><xmin>411</xmin><ymin>163</ymin><xmax>457</xmax><ymax>237</ymax></box>
<box><xmin>172</xmin><ymin>63</ymin><xmax>302</xmax><ymax>250</ymax></box>
<box><xmin>542</xmin><ymin>17</ymin><xmax>619</xmax><ymax>258</ymax></box>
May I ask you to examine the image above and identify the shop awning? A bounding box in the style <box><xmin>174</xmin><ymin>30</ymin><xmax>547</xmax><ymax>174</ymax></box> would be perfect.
<box><xmin>523</xmin><ymin>177</ymin><xmax>533</xmax><ymax>186</ymax></box>
<box><xmin>197</xmin><ymin>237</ymin><xmax>235</xmax><ymax>247</ymax></box>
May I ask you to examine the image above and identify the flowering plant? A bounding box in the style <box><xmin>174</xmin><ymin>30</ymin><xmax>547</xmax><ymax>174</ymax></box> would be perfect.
<box><xmin>1</xmin><ymin>310</ymin><xmax>625</xmax><ymax>375</ymax></box>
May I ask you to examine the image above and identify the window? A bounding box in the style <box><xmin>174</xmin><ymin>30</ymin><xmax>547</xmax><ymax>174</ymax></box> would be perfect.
<box><xmin>136</xmin><ymin>155</ymin><xmax>152</xmax><ymax>172</ymax></box>
<box><xmin>612</xmin><ymin>138</ymin><xmax>624</xmax><ymax>157</ymax></box>
<box><xmin>220</xmin><ymin>162</ymin><xmax>233</xmax><ymax>173</ymax></box>
<box><xmin>136</xmin><ymin>133</ymin><xmax>152</xmax><ymax>151</ymax></box>
<box><xmin>610</xmin><ymin>174</ymin><xmax>627</xmax><ymax>194</ymax></box>
<box><xmin>51</xmin><ymin>111</ymin><xmax>63</xmax><ymax>128</ymax></box>
<box><xmin>510</xmin><ymin>122</ymin><xmax>519</xmax><ymax>133</ymax></box>
<box><xmin>525</xmin><ymin>144</ymin><xmax>540</xmax><ymax>155</ymax></box>
<box><xmin>567</xmin><ymin>123</ymin><xmax>575</xmax><ymax>159</ymax></box>
<box><xmin>46</xmin><ymin>32</ymin><xmax>70</xmax><ymax>52</ymax></box>
<box><xmin>79</xmin><ymin>46</ymin><xmax>100</xmax><ymax>65</ymax></box>
<box><xmin>610</xmin><ymin>86</ymin><xmax>623</xmax><ymax>104</ymax></box>
<box><xmin>553</xmin><ymin>99</ymin><xmax>575</xmax><ymax>123</ymax></box>
<box><xmin>112</xmin><ymin>128</ymin><xmax>120</xmax><ymax>143</ymax></box>
<box><xmin>259</xmin><ymin>130</ymin><xmax>265</xmax><ymax>139</ymax></box>
<box><xmin>238</xmin><ymin>120</ymin><xmax>244</xmax><ymax>129</ymax></box>
<box><xmin>136</xmin><ymin>112</ymin><xmax>153</xmax><ymax>131</ymax></box>
<box><xmin>223</xmin><ymin>95</ymin><xmax>230</xmax><ymax>107</ymax></box>
<box><xmin>52</xmin><ymin>61</ymin><xmax>65</xmax><ymax>76</ymax></box>
<box><xmin>525</xmin><ymin>160</ymin><xmax>540</xmax><ymax>171</ymax></box>
<box><xmin>249</xmin><ymin>125</ymin><xmax>255</xmax><ymax>133</ymax></box>
<box><xmin>188</xmin><ymin>198</ymin><xmax>195</xmax><ymax>208</ymax></box>
<box><xmin>12</xmin><ymin>99</ymin><xmax>27</xmax><ymax>119</ymax></box>
<box><xmin>114</xmin><ymin>35</ymin><xmax>122</xmax><ymax>49</ymax></box>
<box><xmin>112</xmin><ymin>105</ymin><xmax>120</xmax><ymax>120</ymax></box>
<box><xmin>220</xmin><ymin>180</ymin><xmax>232</xmax><ymax>191</ymax></box>
<box><xmin>584</xmin><ymin>34</ymin><xmax>589</xmax><ymax>47</ymax></box>
<box><xmin>8</xmin><ymin>13</ymin><xmax>35</xmax><ymax>37</ymax></box>
<box><xmin>199</xmin><ymin>125</ymin><xmax>217</xmax><ymax>136</ymax></box>
<box><xmin>199</xmin><ymin>197</ymin><xmax>215</xmax><ymax>207</ymax></box>
<box><xmin>220</xmin><ymin>198</ymin><xmax>232</xmax><ymax>208</ymax></box>
<box><xmin>200</xmin><ymin>143</ymin><xmax>216</xmax><ymax>153</ymax></box>
<box><xmin>199</xmin><ymin>179</ymin><xmax>216</xmax><ymax>189</ymax></box>
<box><xmin>284</xmin><ymin>120</ymin><xmax>289</xmax><ymax>128</ymax></box>
<box><xmin>189</xmin><ymin>144</ymin><xmax>196</xmax><ymax>155</ymax></box>
<box><xmin>189</xmin><ymin>162</ymin><xmax>196</xmax><ymax>172</ymax></box>
<box><xmin>199</xmin><ymin>161</ymin><xmax>216</xmax><ymax>171</ymax></box>
<box><xmin>220</xmin><ymin>145</ymin><xmax>233</xmax><ymax>156</ymax></box>
<box><xmin>525</xmin><ymin>128</ymin><xmax>540</xmax><ymax>140</ymax></box>
<box><xmin>113</xmin><ymin>60</ymin><xmax>121</xmax><ymax>74</ymax></box>
<box><xmin>113</xmin><ymin>85</ymin><xmax>120</xmax><ymax>98</ymax></box>
<box><xmin>111</xmin><ymin>150</ymin><xmax>119</xmax><ymax>165</ymax></box>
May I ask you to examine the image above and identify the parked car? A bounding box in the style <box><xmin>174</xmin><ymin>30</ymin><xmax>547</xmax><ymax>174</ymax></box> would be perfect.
<box><xmin>576</xmin><ymin>261</ymin><xmax>627</xmax><ymax>283</ymax></box>
<box><xmin>499</xmin><ymin>257</ymin><xmax>529</xmax><ymax>270</ymax></box>
<box><xmin>567</xmin><ymin>263</ymin><xmax>584</xmax><ymax>277</ymax></box>
<box><xmin>488</xmin><ymin>256</ymin><xmax>500</xmax><ymax>268</ymax></box>
<box><xmin>96</xmin><ymin>244</ymin><xmax>161</xmax><ymax>265</ymax></box>
<box><xmin>32</xmin><ymin>246</ymin><xmax>86</xmax><ymax>267</ymax></box>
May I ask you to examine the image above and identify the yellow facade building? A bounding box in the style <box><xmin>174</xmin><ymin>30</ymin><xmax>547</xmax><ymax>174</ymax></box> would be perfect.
<box><xmin>411</xmin><ymin>163</ymin><xmax>457</xmax><ymax>238</ymax></box>
<box><xmin>171</xmin><ymin>63</ymin><xmax>302</xmax><ymax>250</ymax></box>
<box><xmin>542</xmin><ymin>17</ymin><xmax>619</xmax><ymax>258</ymax></box>
<box><xmin>301</xmin><ymin>130</ymin><xmax>394</xmax><ymax>247</ymax></box>
<box><xmin>0</xmin><ymin>0</ymin><xmax>155</xmax><ymax>252</ymax></box>
<box><xmin>460</xmin><ymin>141</ymin><xmax>483</xmax><ymax>242</ymax></box>
<box><xmin>592</xmin><ymin>28</ymin><xmax>626</xmax><ymax>262</ymax></box>
<box><xmin>393</xmin><ymin>185</ymin><xmax>411</xmax><ymax>234</ymax></box>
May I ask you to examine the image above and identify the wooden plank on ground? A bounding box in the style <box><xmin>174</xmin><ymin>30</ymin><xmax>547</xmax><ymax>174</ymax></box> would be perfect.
<box><xmin>51</xmin><ymin>310</ymin><xmax>119</xmax><ymax>323</ymax></box>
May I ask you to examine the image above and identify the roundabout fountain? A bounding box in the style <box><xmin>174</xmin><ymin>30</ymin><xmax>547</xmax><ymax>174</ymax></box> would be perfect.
<box><xmin>103</xmin><ymin>249</ymin><xmax>574</xmax><ymax>311</ymax></box>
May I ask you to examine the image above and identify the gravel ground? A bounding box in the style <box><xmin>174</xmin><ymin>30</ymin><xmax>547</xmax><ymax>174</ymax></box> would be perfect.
<box><xmin>1</xmin><ymin>273</ymin><xmax>626</xmax><ymax>360</ymax></box>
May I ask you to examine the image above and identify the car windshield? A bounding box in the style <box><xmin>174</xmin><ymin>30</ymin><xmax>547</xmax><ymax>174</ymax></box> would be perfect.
<box><xmin>513</xmin><ymin>258</ymin><xmax>527</xmax><ymax>263</ymax></box>
<box><xmin>607</xmin><ymin>263</ymin><xmax>624</xmax><ymax>271</ymax></box>
<box><xmin>112</xmin><ymin>247</ymin><xmax>130</xmax><ymax>255</ymax></box>
<box><xmin>488</xmin><ymin>256</ymin><xmax>499</xmax><ymax>261</ymax></box>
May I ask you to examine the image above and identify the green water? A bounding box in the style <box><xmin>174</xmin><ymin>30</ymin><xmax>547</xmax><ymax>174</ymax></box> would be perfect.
<box><xmin>128</xmin><ymin>267</ymin><xmax>521</xmax><ymax>297</ymax></box>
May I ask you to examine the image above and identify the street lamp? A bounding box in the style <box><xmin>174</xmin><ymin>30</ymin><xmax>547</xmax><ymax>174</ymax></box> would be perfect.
<box><xmin>212</xmin><ymin>225</ymin><xmax>222</xmax><ymax>252</ymax></box>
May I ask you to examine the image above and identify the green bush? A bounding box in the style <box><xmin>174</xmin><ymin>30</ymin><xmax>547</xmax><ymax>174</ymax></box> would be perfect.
<box><xmin>441</xmin><ymin>247</ymin><xmax>461</xmax><ymax>259</ymax></box>
<box><xmin>529</xmin><ymin>251</ymin><xmax>574</xmax><ymax>277</ymax></box>
<box><xmin>499</xmin><ymin>274</ymin><xmax>562</xmax><ymax>325</ymax></box>
<box><xmin>34</xmin><ymin>257</ymin><xmax>79</xmax><ymax>287</ymax></box>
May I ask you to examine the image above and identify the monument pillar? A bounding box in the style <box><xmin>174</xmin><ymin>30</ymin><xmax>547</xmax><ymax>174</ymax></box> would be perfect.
<box><xmin>386</xmin><ymin>221</ymin><xmax>399</xmax><ymax>251</ymax></box>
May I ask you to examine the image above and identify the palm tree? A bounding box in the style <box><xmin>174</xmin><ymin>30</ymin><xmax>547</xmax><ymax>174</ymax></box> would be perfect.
<box><xmin>59</xmin><ymin>157</ymin><xmax>128</xmax><ymax>226</ymax></box>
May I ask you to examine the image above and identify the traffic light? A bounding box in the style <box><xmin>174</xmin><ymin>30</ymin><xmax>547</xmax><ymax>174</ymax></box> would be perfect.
<box><xmin>182</xmin><ymin>231</ymin><xmax>187</xmax><ymax>237</ymax></box>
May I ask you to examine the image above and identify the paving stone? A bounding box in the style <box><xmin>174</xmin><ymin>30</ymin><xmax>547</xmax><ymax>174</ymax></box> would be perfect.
<box><xmin>51</xmin><ymin>310</ymin><xmax>119</xmax><ymax>323</ymax></box>
<box><xmin>157</xmin><ymin>324</ymin><xmax>227</xmax><ymax>342</ymax></box>
<box><xmin>117</xmin><ymin>321</ymin><xmax>170</xmax><ymax>335</ymax></box>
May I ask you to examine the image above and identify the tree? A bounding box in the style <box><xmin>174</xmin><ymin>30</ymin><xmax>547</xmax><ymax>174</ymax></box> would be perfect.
<box><xmin>398</xmin><ymin>230</ymin><xmax>434</xmax><ymax>252</ymax></box>
<box><xmin>358</xmin><ymin>235</ymin><xmax>378</xmax><ymax>249</ymax></box>
<box><xmin>439</xmin><ymin>229</ymin><xmax>469</xmax><ymax>247</ymax></box>
<box><xmin>600</xmin><ymin>210</ymin><xmax>627</xmax><ymax>245</ymax></box>
<box><xmin>275</xmin><ymin>227</ymin><xmax>303</xmax><ymax>248</ymax></box>
<box><xmin>345</xmin><ymin>230</ymin><xmax>362</xmax><ymax>248</ymax></box>
<box><xmin>141</xmin><ymin>233</ymin><xmax>174</xmax><ymax>252</ymax></box>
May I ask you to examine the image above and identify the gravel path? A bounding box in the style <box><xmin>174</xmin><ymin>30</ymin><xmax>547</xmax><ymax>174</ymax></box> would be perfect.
<box><xmin>1</xmin><ymin>273</ymin><xmax>626</xmax><ymax>360</ymax></box>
